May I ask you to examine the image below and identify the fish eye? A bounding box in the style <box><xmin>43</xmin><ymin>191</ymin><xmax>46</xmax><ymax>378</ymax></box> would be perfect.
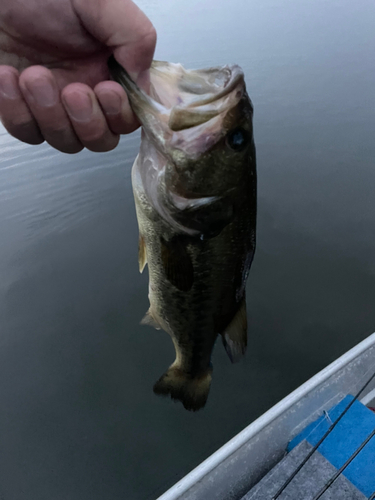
<box><xmin>226</xmin><ymin>127</ymin><xmax>249</xmax><ymax>152</ymax></box>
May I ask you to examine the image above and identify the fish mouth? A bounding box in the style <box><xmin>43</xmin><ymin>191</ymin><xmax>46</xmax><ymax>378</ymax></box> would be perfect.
<box><xmin>149</xmin><ymin>60</ymin><xmax>245</xmax><ymax>132</ymax></box>
<box><xmin>108</xmin><ymin>56</ymin><xmax>245</xmax><ymax>147</ymax></box>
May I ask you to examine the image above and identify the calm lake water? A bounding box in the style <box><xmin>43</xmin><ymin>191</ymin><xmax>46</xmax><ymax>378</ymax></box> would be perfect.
<box><xmin>0</xmin><ymin>0</ymin><xmax>374</xmax><ymax>499</ymax></box>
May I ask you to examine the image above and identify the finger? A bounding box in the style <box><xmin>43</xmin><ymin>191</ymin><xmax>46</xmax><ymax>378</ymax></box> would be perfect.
<box><xmin>0</xmin><ymin>66</ymin><xmax>44</xmax><ymax>145</ymax></box>
<box><xmin>73</xmin><ymin>0</ymin><xmax>156</xmax><ymax>83</ymax></box>
<box><xmin>62</xmin><ymin>83</ymin><xmax>119</xmax><ymax>153</ymax></box>
<box><xmin>94</xmin><ymin>81</ymin><xmax>139</xmax><ymax>135</ymax></box>
<box><xmin>19</xmin><ymin>66</ymin><xmax>83</xmax><ymax>154</ymax></box>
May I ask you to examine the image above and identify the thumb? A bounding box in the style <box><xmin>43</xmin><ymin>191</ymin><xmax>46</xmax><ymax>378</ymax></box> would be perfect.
<box><xmin>73</xmin><ymin>0</ymin><xmax>156</xmax><ymax>82</ymax></box>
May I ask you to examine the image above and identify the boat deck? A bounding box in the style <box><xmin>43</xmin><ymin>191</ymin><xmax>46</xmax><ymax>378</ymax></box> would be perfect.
<box><xmin>157</xmin><ymin>333</ymin><xmax>375</xmax><ymax>500</ymax></box>
<box><xmin>243</xmin><ymin>440</ymin><xmax>366</xmax><ymax>499</ymax></box>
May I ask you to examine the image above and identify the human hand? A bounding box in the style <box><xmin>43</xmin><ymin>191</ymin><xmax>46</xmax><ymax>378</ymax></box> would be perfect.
<box><xmin>0</xmin><ymin>0</ymin><xmax>156</xmax><ymax>153</ymax></box>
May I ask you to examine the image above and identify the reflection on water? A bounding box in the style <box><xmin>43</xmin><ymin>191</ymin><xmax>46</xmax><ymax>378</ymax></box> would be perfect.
<box><xmin>0</xmin><ymin>0</ymin><xmax>374</xmax><ymax>498</ymax></box>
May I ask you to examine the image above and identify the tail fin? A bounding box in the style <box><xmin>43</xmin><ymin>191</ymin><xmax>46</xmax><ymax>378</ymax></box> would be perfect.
<box><xmin>153</xmin><ymin>365</ymin><xmax>212</xmax><ymax>411</ymax></box>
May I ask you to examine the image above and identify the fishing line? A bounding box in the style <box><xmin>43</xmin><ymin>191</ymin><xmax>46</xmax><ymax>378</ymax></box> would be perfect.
<box><xmin>272</xmin><ymin>368</ymin><xmax>375</xmax><ymax>499</ymax></box>
<box><xmin>311</xmin><ymin>427</ymin><xmax>375</xmax><ymax>500</ymax></box>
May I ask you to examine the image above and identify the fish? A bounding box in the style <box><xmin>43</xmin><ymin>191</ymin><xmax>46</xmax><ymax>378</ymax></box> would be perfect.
<box><xmin>108</xmin><ymin>55</ymin><xmax>256</xmax><ymax>411</ymax></box>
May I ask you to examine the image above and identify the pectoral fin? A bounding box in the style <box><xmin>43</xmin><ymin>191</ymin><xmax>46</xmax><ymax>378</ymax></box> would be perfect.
<box><xmin>221</xmin><ymin>297</ymin><xmax>247</xmax><ymax>363</ymax></box>
<box><xmin>138</xmin><ymin>235</ymin><xmax>147</xmax><ymax>273</ymax></box>
<box><xmin>141</xmin><ymin>309</ymin><xmax>161</xmax><ymax>330</ymax></box>
<box><xmin>166</xmin><ymin>191</ymin><xmax>234</xmax><ymax>238</ymax></box>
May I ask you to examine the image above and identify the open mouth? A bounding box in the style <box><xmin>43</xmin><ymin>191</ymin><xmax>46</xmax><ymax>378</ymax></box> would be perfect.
<box><xmin>149</xmin><ymin>61</ymin><xmax>245</xmax><ymax>131</ymax></box>
<box><xmin>108</xmin><ymin>55</ymin><xmax>245</xmax><ymax>134</ymax></box>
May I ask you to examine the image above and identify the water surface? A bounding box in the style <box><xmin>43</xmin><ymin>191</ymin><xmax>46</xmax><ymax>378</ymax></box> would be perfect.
<box><xmin>0</xmin><ymin>0</ymin><xmax>374</xmax><ymax>498</ymax></box>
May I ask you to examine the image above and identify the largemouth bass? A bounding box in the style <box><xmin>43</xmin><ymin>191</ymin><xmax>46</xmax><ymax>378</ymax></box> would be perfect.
<box><xmin>108</xmin><ymin>56</ymin><xmax>256</xmax><ymax>411</ymax></box>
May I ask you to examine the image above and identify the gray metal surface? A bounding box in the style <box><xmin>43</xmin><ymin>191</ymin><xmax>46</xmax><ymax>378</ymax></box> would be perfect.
<box><xmin>157</xmin><ymin>332</ymin><xmax>375</xmax><ymax>500</ymax></box>
<box><xmin>243</xmin><ymin>440</ymin><xmax>366</xmax><ymax>500</ymax></box>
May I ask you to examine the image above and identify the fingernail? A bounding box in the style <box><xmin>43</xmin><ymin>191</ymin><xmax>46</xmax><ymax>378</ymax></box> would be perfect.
<box><xmin>25</xmin><ymin>77</ymin><xmax>57</xmax><ymax>107</ymax></box>
<box><xmin>63</xmin><ymin>90</ymin><xmax>93</xmax><ymax>122</ymax></box>
<box><xmin>0</xmin><ymin>72</ymin><xmax>21</xmax><ymax>99</ymax></box>
<box><xmin>98</xmin><ymin>91</ymin><xmax>121</xmax><ymax>116</ymax></box>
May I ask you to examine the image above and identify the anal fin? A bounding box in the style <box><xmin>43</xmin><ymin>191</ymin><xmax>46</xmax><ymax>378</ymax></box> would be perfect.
<box><xmin>221</xmin><ymin>297</ymin><xmax>247</xmax><ymax>363</ymax></box>
<box><xmin>138</xmin><ymin>234</ymin><xmax>147</xmax><ymax>273</ymax></box>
